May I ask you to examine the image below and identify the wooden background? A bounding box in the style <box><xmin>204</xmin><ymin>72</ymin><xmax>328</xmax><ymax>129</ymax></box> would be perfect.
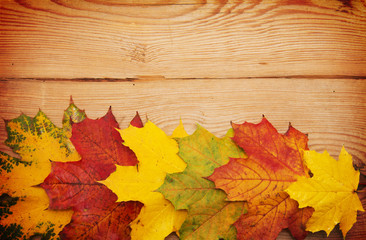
<box><xmin>1</xmin><ymin>0</ymin><xmax>365</xmax><ymax>239</ymax></box>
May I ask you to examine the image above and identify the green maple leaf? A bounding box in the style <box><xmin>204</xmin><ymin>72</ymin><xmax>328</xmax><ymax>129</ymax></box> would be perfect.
<box><xmin>158</xmin><ymin>125</ymin><xmax>246</xmax><ymax>240</ymax></box>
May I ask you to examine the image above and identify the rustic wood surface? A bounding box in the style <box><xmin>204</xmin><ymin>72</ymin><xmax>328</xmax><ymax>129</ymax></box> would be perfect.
<box><xmin>0</xmin><ymin>78</ymin><xmax>365</xmax><ymax>239</ymax></box>
<box><xmin>1</xmin><ymin>0</ymin><xmax>366</xmax><ymax>78</ymax></box>
<box><xmin>1</xmin><ymin>0</ymin><xmax>366</xmax><ymax>239</ymax></box>
<box><xmin>1</xmin><ymin>78</ymin><xmax>366</xmax><ymax>168</ymax></box>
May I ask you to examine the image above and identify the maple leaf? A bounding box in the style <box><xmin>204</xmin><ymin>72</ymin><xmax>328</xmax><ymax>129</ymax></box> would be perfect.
<box><xmin>0</xmin><ymin>151</ymin><xmax>29</xmax><ymax>174</ymax></box>
<box><xmin>60</xmin><ymin>201</ymin><xmax>143</xmax><ymax>240</ymax></box>
<box><xmin>62</xmin><ymin>98</ymin><xmax>87</xmax><ymax>137</ymax></box>
<box><xmin>0</xmin><ymin>102</ymin><xmax>85</xmax><ymax>239</ymax></box>
<box><xmin>69</xmin><ymin>107</ymin><xmax>138</xmax><ymax>176</ymax></box>
<box><xmin>171</xmin><ymin>119</ymin><xmax>189</xmax><ymax>138</ymax></box>
<box><xmin>231</xmin><ymin>117</ymin><xmax>308</xmax><ymax>176</ymax></box>
<box><xmin>41</xmin><ymin>109</ymin><xmax>143</xmax><ymax>239</ymax></box>
<box><xmin>208</xmin><ymin>117</ymin><xmax>313</xmax><ymax>240</ymax></box>
<box><xmin>233</xmin><ymin>192</ymin><xmax>314</xmax><ymax>240</ymax></box>
<box><xmin>101</xmin><ymin>121</ymin><xmax>188</xmax><ymax>240</ymax></box>
<box><xmin>157</xmin><ymin>125</ymin><xmax>246</xmax><ymax>239</ymax></box>
<box><xmin>41</xmin><ymin>108</ymin><xmax>141</xmax><ymax>209</ymax></box>
<box><xmin>42</xmin><ymin>160</ymin><xmax>119</xmax><ymax>210</ymax></box>
<box><xmin>285</xmin><ymin>147</ymin><xmax>364</xmax><ymax>237</ymax></box>
<box><xmin>129</xmin><ymin>111</ymin><xmax>144</xmax><ymax>129</ymax></box>
<box><xmin>347</xmin><ymin>190</ymin><xmax>366</xmax><ymax>239</ymax></box>
<box><xmin>120</xmin><ymin>120</ymin><xmax>187</xmax><ymax>174</ymax></box>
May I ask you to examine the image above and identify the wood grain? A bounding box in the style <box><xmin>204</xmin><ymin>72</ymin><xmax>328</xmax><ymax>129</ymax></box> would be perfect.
<box><xmin>1</xmin><ymin>77</ymin><xmax>364</xmax><ymax>239</ymax></box>
<box><xmin>1</xmin><ymin>0</ymin><xmax>366</xmax><ymax>239</ymax></box>
<box><xmin>1</xmin><ymin>0</ymin><xmax>366</xmax><ymax>78</ymax></box>
<box><xmin>1</xmin><ymin>77</ymin><xmax>365</xmax><ymax>172</ymax></box>
<box><xmin>1</xmin><ymin>77</ymin><xmax>365</xmax><ymax>164</ymax></box>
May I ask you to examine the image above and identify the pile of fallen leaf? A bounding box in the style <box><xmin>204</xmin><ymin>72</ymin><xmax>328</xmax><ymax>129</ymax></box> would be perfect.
<box><xmin>0</xmin><ymin>101</ymin><xmax>365</xmax><ymax>240</ymax></box>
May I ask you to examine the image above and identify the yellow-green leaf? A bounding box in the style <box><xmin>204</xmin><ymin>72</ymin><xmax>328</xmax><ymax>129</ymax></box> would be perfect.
<box><xmin>158</xmin><ymin>125</ymin><xmax>246</xmax><ymax>239</ymax></box>
<box><xmin>0</xmin><ymin>151</ymin><xmax>29</xmax><ymax>174</ymax></box>
<box><xmin>62</xmin><ymin>99</ymin><xmax>86</xmax><ymax>138</ymax></box>
<box><xmin>285</xmin><ymin>147</ymin><xmax>364</xmax><ymax>237</ymax></box>
<box><xmin>0</xmin><ymin>104</ymin><xmax>85</xmax><ymax>239</ymax></box>
<box><xmin>101</xmin><ymin>120</ymin><xmax>187</xmax><ymax>240</ymax></box>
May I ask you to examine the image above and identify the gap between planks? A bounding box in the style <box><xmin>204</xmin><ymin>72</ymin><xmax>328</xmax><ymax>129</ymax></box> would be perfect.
<box><xmin>1</xmin><ymin>75</ymin><xmax>366</xmax><ymax>82</ymax></box>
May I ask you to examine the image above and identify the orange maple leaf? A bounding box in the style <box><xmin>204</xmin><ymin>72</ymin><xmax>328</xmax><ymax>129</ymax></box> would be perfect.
<box><xmin>208</xmin><ymin>117</ymin><xmax>313</xmax><ymax>240</ymax></box>
<box><xmin>234</xmin><ymin>192</ymin><xmax>314</xmax><ymax>240</ymax></box>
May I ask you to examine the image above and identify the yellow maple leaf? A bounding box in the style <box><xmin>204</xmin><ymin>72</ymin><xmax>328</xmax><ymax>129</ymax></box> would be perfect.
<box><xmin>0</xmin><ymin>105</ymin><xmax>84</xmax><ymax>238</ymax></box>
<box><xmin>285</xmin><ymin>147</ymin><xmax>364</xmax><ymax>237</ymax></box>
<box><xmin>171</xmin><ymin>119</ymin><xmax>189</xmax><ymax>138</ymax></box>
<box><xmin>101</xmin><ymin>120</ymin><xmax>187</xmax><ymax>240</ymax></box>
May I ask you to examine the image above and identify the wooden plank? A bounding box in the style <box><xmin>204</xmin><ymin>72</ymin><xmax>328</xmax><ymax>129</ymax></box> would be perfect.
<box><xmin>1</xmin><ymin>77</ymin><xmax>365</xmax><ymax>170</ymax></box>
<box><xmin>1</xmin><ymin>77</ymin><xmax>365</xmax><ymax>239</ymax></box>
<box><xmin>1</xmin><ymin>0</ymin><xmax>366</xmax><ymax>78</ymax></box>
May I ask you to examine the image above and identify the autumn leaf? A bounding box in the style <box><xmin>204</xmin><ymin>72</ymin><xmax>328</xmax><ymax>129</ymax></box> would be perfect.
<box><xmin>101</xmin><ymin>121</ymin><xmax>188</xmax><ymax>240</ymax></box>
<box><xmin>208</xmin><ymin>156</ymin><xmax>297</xmax><ymax>203</ymax></box>
<box><xmin>42</xmin><ymin>160</ymin><xmax>119</xmax><ymax>210</ymax></box>
<box><xmin>0</xmin><ymin>151</ymin><xmax>29</xmax><ymax>174</ymax></box>
<box><xmin>0</xmin><ymin>102</ymin><xmax>85</xmax><ymax>239</ymax></box>
<box><xmin>69</xmin><ymin>107</ymin><xmax>138</xmax><ymax>176</ymax></box>
<box><xmin>177</xmin><ymin>126</ymin><xmax>245</xmax><ymax>178</ymax></box>
<box><xmin>158</xmin><ymin>125</ymin><xmax>246</xmax><ymax>239</ymax></box>
<box><xmin>41</xmin><ymin>109</ymin><xmax>143</xmax><ymax>239</ymax></box>
<box><xmin>0</xmin><ymin>193</ymin><xmax>23</xmax><ymax>239</ymax></box>
<box><xmin>5</xmin><ymin>111</ymin><xmax>81</xmax><ymax>185</ymax></box>
<box><xmin>62</xmin><ymin>98</ymin><xmax>87</xmax><ymax>137</ymax></box>
<box><xmin>60</xmin><ymin>201</ymin><xmax>143</xmax><ymax>240</ymax></box>
<box><xmin>171</xmin><ymin>119</ymin><xmax>189</xmax><ymax>138</ymax></box>
<box><xmin>179</xmin><ymin>189</ymin><xmax>245</xmax><ymax>240</ymax></box>
<box><xmin>231</xmin><ymin>117</ymin><xmax>308</xmax><ymax>176</ymax></box>
<box><xmin>285</xmin><ymin>147</ymin><xmax>364</xmax><ymax>237</ymax></box>
<box><xmin>233</xmin><ymin>192</ymin><xmax>314</xmax><ymax>240</ymax></box>
<box><xmin>129</xmin><ymin>111</ymin><xmax>144</xmax><ymax>129</ymax></box>
<box><xmin>120</xmin><ymin>120</ymin><xmax>186</xmax><ymax>174</ymax></box>
<box><xmin>129</xmin><ymin>196</ymin><xmax>186</xmax><ymax>240</ymax></box>
<box><xmin>348</xmin><ymin>152</ymin><xmax>366</xmax><ymax>239</ymax></box>
<box><xmin>208</xmin><ymin>117</ymin><xmax>312</xmax><ymax>240</ymax></box>
<box><xmin>347</xmin><ymin>189</ymin><xmax>366</xmax><ymax>239</ymax></box>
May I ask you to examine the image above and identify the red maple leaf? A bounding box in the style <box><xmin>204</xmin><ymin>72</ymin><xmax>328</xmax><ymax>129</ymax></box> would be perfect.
<box><xmin>209</xmin><ymin>117</ymin><xmax>313</xmax><ymax>240</ymax></box>
<box><xmin>42</xmin><ymin>160</ymin><xmax>117</xmax><ymax>210</ymax></box>
<box><xmin>41</xmin><ymin>109</ymin><xmax>143</xmax><ymax>239</ymax></box>
<box><xmin>69</xmin><ymin>107</ymin><xmax>139</xmax><ymax>177</ymax></box>
<box><xmin>60</xmin><ymin>201</ymin><xmax>143</xmax><ymax>240</ymax></box>
<box><xmin>231</xmin><ymin>117</ymin><xmax>308</xmax><ymax>176</ymax></box>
